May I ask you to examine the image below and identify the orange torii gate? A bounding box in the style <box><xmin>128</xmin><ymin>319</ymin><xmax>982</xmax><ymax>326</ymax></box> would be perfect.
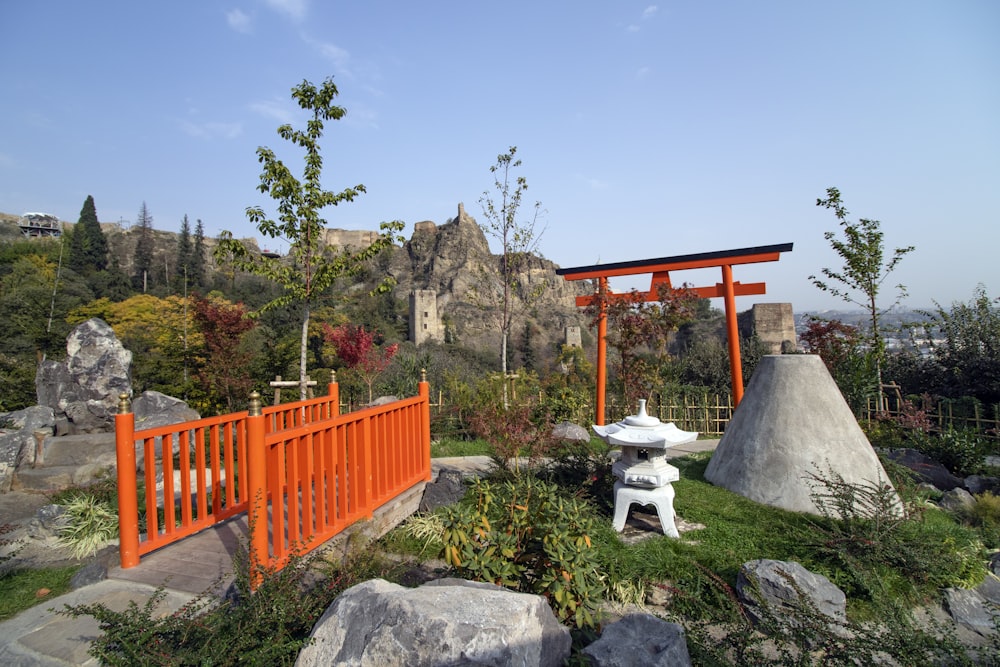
<box><xmin>556</xmin><ymin>243</ymin><xmax>793</xmax><ymax>425</ymax></box>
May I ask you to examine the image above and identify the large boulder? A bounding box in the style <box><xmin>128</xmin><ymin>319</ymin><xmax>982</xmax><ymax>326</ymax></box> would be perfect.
<box><xmin>131</xmin><ymin>391</ymin><xmax>201</xmax><ymax>469</ymax></box>
<box><xmin>296</xmin><ymin>578</ymin><xmax>571</xmax><ymax>667</ymax></box>
<box><xmin>582</xmin><ymin>613</ymin><xmax>691</xmax><ymax>666</ymax></box>
<box><xmin>737</xmin><ymin>559</ymin><xmax>847</xmax><ymax>627</ymax></box>
<box><xmin>705</xmin><ymin>355</ymin><xmax>899</xmax><ymax>517</ymax></box>
<box><xmin>35</xmin><ymin>318</ymin><xmax>132</xmax><ymax>434</ymax></box>
<box><xmin>0</xmin><ymin>406</ymin><xmax>54</xmax><ymax>492</ymax></box>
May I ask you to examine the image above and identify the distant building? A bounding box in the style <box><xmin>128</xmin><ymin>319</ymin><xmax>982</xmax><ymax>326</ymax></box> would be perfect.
<box><xmin>18</xmin><ymin>212</ymin><xmax>62</xmax><ymax>238</ymax></box>
<box><xmin>410</xmin><ymin>290</ymin><xmax>443</xmax><ymax>344</ymax></box>
<box><xmin>565</xmin><ymin>326</ymin><xmax>582</xmax><ymax>348</ymax></box>
<box><xmin>738</xmin><ymin>303</ymin><xmax>797</xmax><ymax>353</ymax></box>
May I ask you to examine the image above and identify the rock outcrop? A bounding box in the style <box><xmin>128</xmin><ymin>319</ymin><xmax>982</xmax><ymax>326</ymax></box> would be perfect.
<box><xmin>35</xmin><ymin>319</ymin><xmax>132</xmax><ymax>435</ymax></box>
<box><xmin>387</xmin><ymin>203</ymin><xmax>593</xmax><ymax>357</ymax></box>
<box><xmin>296</xmin><ymin>577</ymin><xmax>571</xmax><ymax>667</ymax></box>
<box><xmin>0</xmin><ymin>406</ymin><xmax>55</xmax><ymax>492</ymax></box>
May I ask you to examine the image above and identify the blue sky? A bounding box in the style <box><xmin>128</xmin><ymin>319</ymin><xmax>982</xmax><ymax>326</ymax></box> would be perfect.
<box><xmin>2</xmin><ymin>1</ymin><xmax>997</xmax><ymax>312</ymax></box>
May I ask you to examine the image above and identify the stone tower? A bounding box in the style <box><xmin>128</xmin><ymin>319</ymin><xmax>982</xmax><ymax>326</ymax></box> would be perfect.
<box><xmin>738</xmin><ymin>303</ymin><xmax>797</xmax><ymax>353</ymax></box>
<box><xmin>409</xmin><ymin>290</ymin><xmax>443</xmax><ymax>344</ymax></box>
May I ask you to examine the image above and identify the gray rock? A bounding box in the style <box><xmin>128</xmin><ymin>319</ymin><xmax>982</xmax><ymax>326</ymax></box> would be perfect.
<box><xmin>133</xmin><ymin>391</ymin><xmax>200</xmax><ymax>430</ymax></box>
<box><xmin>552</xmin><ymin>421</ymin><xmax>590</xmax><ymax>443</ymax></box>
<box><xmin>0</xmin><ymin>407</ymin><xmax>54</xmax><ymax>492</ymax></box>
<box><xmin>882</xmin><ymin>448</ymin><xmax>964</xmax><ymax>492</ymax></box>
<box><xmin>945</xmin><ymin>587</ymin><xmax>999</xmax><ymax>636</ymax></box>
<box><xmin>582</xmin><ymin>613</ymin><xmax>691</xmax><ymax>667</ymax></box>
<box><xmin>705</xmin><ymin>355</ymin><xmax>900</xmax><ymax>517</ymax></box>
<box><xmin>35</xmin><ymin>319</ymin><xmax>132</xmax><ymax>434</ymax></box>
<box><xmin>940</xmin><ymin>487</ymin><xmax>976</xmax><ymax>514</ymax></box>
<box><xmin>966</xmin><ymin>475</ymin><xmax>1000</xmax><ymax>495</ymax></box>
<box><xmin>737</xmin><ymin>559</ymin><xmax>847</xmax><ymax>627</ymax></box>
<box><xmin>977</xmin><ymin>575</ymin><xmax>1000</xmax><ymax>606</ymax></box>
<box><xmin>70</xmin><ymin>560</ymin><xmax>108</xmax><ymax>588</ymax></box>
<box><xmin>419</xmin><ymin>469</ymin><xmax>466</xmax><ymax>512</ymax></box>
<box><xmin>296</xmin><ymin>578</ymin><xmax>571</xmax><ymax>667</ymax></box>
<box><xmin>990</xmin><ymin>552</ymin><xmax>1000</xmax><ymax>578</ymax></box>
<box><xmin>132</xmin><ymin>391</ymin><xmax>200</xmax><ymax>466</ymax></box>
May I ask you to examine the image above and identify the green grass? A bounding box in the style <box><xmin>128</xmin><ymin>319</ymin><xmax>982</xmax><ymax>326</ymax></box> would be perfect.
<box><xmin>430</xmin><ymin>437</ymin><xmax>492</xmax><ymax>458</ymax></box>
<box><xmin>0</xmin><ymin>565</ymin><xmax>80</xmax><ymax>621</ymax></box>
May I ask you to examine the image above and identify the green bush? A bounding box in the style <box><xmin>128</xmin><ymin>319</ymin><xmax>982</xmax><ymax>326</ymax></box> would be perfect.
<box><xmin>58</xmin><ymin>494</ymin><xmax>119</xmax><ymax>559</ymax></box>
<box><xmin>440</xmin><ymin>477</ymin><xmax>604</xmax><ymax>628</ymax></box>
<box><xmin>804</xmin><ymin>467</ymin><xmax>986</xmax><ymax>605</ymax></box>
<box><xmin>912</xmin><ymin>428</ymin><xmax>989</xmax><ymax>477</ymax></box>
<box><xmin>63</xmin><ymin>545</ymin><xmax>401</xmax><ymax>666</ymax></box>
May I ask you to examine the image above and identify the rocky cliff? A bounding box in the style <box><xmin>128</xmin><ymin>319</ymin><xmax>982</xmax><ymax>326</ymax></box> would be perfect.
<box><xmin>385</xmin><ymin>203</ymin><xmax>595</xmax><ymax>361</ymax></box>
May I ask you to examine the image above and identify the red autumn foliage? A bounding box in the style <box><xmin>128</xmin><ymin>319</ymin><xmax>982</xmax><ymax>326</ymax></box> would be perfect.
<box><xmin>192</xmin><ymin>295</ymin><xmax>257</xmax><ymax>412</ymax></box>
<box><xmin>322</xmin><ymin>323</ymin><xmax>399</xmax><ymax>402</ymax></box>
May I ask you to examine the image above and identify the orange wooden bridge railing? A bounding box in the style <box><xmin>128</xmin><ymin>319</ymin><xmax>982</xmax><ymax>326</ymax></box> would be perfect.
<box><xmin>115</xmin><ymin>374</ymin><xmax>432</xmax><ymax>584</ymax></box>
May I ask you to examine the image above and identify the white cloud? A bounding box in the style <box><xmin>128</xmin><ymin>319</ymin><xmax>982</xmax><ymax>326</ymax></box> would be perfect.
<box><xmin>636</xmin><ymin>66</ymin><xmax>651</xmax><ymax>80</ymax></box>
<box><xmin>264</xmin><ymin>0</ymin><xmax>307</xmax><ymax>22</ymax></box>
<box><xmin>576</xmin><ymin>174</ymin><xmax>609</xmax><ymax>190</ymax></box>
<box><xmin>226</xmin><ymin>9</ymin><xmax>253</xmax><ymax>34</ymax></box>
<box><xmin>642</xmin><ymin>5</ymin><xmax>658</xmax><ymax>20</ymax></box>
<box><xmin>302</xmin><ymin>36</ymin><xmax>353</xmax><ymax>77</ymax></box>
<box><xmin>180</xmin><ymin>121</ymin><xmax>244</xmax><ymax>140</ymax></box>
<box><xmin>249</xmin><ymin>98</ymin><xmax>298</xmax><ymax>124</ymax></box>
<box><xmin>627</xmin><ymin>24</ymin><xmax>640</xmax><ymax>33</ymax></box>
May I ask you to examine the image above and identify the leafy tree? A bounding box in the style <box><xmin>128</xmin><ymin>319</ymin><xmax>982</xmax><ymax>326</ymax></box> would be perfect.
<box><xmin>174</xmin><ymin>214</ymin><xmax>193</xmax><ymax>293</ymax></box>
<box><xmin>70</xmin><ymin>295</ymin><xmax>203</xmax><ymax>396</ymax></box>
<box><xmin>214</xmin><ymin>77</ymin><xmax>403</xmax><ymax>400</ymax></box>
<box><xmin>810</xmin><ymin>187</ymin><xmax>915</xmax><ymax>391</ymax></box>
<box><xmin>0</xmin><ymin>253</ymin><xmax>92</xmax><ymax>363</ymax></box>
<box><xmin>800</xmin><ymin>318</ymin><xmax>877</xmax><ymax>412</ymax></box>
<box><xmin>192</xmin><ymin>294</ymin><xmax>257</xmax><ymax>412</ymax></box>
<box><xmin>132</xmin><ymin>202</ymin><xmax>155</xmax><ymax>291</ymax></box>
<box><xmin>323</xmin><ymin>323</ymin><xmax>399</xmax><ymax>402</ymax></box>
<box><xmin>475</xmin><ymin>146</ymin><xmax>545</xmax><ymax>408</ymax></box>
<box><xmin>587</xmin><ymin>283</ymin><xmax>698</xmax><ymax>408</ymax></box>
<box><xmin>925</xmin><ymin>285</ymin><xmax>1000</xmax><ymax>404</ymax></box>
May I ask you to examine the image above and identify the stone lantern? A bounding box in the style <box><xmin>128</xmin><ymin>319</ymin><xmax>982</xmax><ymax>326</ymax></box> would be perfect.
<box><xmin>593</xmin><ymin>400</ymin><xmax>697</xmax><ymax>537</ymax></box>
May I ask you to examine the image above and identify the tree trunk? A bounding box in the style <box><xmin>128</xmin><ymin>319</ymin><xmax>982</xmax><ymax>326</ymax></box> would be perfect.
<box><xmin>300</xmin><ymin>304</ymin><xmax>310</xmax><ymax>401</ymax></box>
<box><xmin>501</xmin><ymin>330</ymin><xmax>509</xmax><ymax>410</ymax></box>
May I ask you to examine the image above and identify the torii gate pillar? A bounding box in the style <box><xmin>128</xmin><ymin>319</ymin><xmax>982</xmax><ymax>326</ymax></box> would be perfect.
<box><xmin>556</xmin><ymin>243</ymin><xmax>793</xmax><ymax>425</ymax></box>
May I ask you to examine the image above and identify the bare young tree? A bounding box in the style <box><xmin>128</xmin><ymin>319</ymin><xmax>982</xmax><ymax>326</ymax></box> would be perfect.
<box><xmin>474</xmin><ymin>146</ymin><xmax>545</xmax><ymax>408</ymax></box>
<box><xmin>810</xmin><ymin>187</ymin><xmax>915</xmax><ymax>396</ymax></box>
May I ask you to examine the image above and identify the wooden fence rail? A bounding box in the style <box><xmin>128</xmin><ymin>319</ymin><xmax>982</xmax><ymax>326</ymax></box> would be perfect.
<box><xmin>115</xmin><ymin>377</ymin><xmax>431</xmax><ymax>586</ymax></box>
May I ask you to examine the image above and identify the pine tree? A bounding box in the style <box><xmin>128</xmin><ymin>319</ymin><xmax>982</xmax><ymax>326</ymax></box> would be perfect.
<box><xmin>174</xmin><ymin>214</ymin><xmax>192</xmax><ymax>293</ymax></box>
<box><xmin>79</xmin><ymin>195</ymin><xmax>108</xmax><ymax>272</ymax></box>
<box><xmin>67</xmin><ymin>225</ymin><xmax>88</xmax><ymax>274</ymax></box>
<box><xmin>133</xmin><ymin>202</ymin><xmax>155</xmax><ymax>291</ymax></box>
<box><xmin>67</xmin><ymin>195</ymin><xmax>108</xmax><ymax>276</ymax></box>
<box><xmin>191</xmin><ymin>218</ymin><xmax>206</xmax><ymax>289</ymax></box>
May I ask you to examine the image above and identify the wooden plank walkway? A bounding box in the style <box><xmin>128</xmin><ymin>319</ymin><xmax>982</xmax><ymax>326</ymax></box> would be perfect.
<box><xmin>108</xmin><ymin>515</ymin><xmax>249</xmax><ymax>595</ymax></box>
<box><xmin>106</xmin><ymin>480</ymin><xmax>427</xmax><ymax>597</ymax></box>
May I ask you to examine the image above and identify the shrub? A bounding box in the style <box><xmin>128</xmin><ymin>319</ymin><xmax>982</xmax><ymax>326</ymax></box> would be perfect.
<box><xmin>912</xmin><ymin>428</ymin><xmax>989</xmax><ymax>477</ymax></box>
<box><xmin>63</xmin><ymin>545</ymin><xmax>400</xmax><ymax>665</ymax></box>
<box><xmin>440</xmin><ymin>477</ymin><xmax>604</xmax><ymax>628</ymax></box>
<box><xmin>804</xmin><ymin>467</ymin><xmax>986</xmax><ymax>605</ymax></box>
<box><xmin>58</xmin><ymin>494</ymin><xmax>119</xmax><ymax>559</ymax></box>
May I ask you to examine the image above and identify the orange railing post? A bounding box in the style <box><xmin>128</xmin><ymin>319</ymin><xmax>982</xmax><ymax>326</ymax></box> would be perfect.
<box><xmin>419</xmin><ymin>369</ymin><xmax>432</xmax><ymax>481</ymax></box>
<box><xmin>115</xmin><ymin>393</ymin><xmax>140</xmax><ymax>569</ymax></box>
<box><xmin>245</xmin><ymin>391</ymin><xmax>268</xmax><ymax>589</ymax></box>
<box><xmin>329</xmin><ymin>370</ymin><xmax>340</xmax><ymax>417</ymax></box>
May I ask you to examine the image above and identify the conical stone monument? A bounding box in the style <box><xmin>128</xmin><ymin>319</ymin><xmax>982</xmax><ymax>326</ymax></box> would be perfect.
<box><xmin>704</xmin><ymin>354</ymin><xmax>899</xmax><ymax>517</ymax></box>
